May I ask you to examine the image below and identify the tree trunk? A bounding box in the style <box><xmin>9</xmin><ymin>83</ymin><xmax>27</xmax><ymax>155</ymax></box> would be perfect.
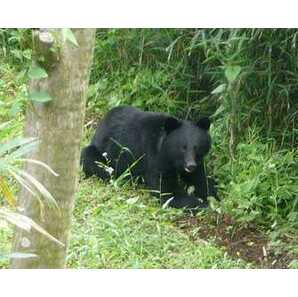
<box><xmin>11</xmin><ymin>29</ymin><xmax>96</xmax><ymax>268</ymax></box>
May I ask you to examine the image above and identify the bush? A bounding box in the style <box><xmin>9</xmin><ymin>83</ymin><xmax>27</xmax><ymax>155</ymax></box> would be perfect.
<box><xmin>211</xmin><ymin>124</ymin><xmax>298</xmax><ymax>230</ymax></box>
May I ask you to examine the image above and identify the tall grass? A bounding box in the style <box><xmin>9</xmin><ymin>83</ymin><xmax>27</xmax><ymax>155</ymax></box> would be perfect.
<box><xmin>89</xmin><ymin>29</ymin><xmax>297</xmax><ymax>145</ymax></box>
<box><xmin>88</xmin><ymin>28</ymin><xmax>298</xmax><ymax>233</ymax></box>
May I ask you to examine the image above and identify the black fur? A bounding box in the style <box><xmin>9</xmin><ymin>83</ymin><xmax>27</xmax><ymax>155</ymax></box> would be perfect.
<box><xmin>81</xmin><ymin>106</ymin><xmax>214</xmax><ymax>209</ymax></box>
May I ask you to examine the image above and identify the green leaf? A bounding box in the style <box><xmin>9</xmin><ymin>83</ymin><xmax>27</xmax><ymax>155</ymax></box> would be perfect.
<box><xmin>0</xmin><ymin>137</ymin><xmax>37</xmax><ymax>157</ymax></box>
<box><xmin>0</xmin><ymin>176</ymin><xmax>17</xmax><ymax>207</ymax></box>
<box><xmin>17</xmin><ymin>169</ymin><xmax>59</xmax><ymax>210</ymax></box>
<box><xmin>224</xmin><ymin>65</ymin><xmax>242</xmax><ymax>83</ymax></box>
<box><xmin>28</xmin><ymin>66</ymin><xmax>48</xmax><ymax>79</ymax></box>
<box><xmin>288</xmin><ymin>260</ymin><xmax>298</xmax><ymax>269</ymax></box>
<box><xmin>9</xmin><ymin>140</ymin><xmax>39</xmax><ymax>158</ymax></box>
<box><xmin>62</xmin><ymin>28</ymin><xmax>78</xmax><ymax>47</ymax></box>
<box><xmin>126</xmin><ymin>197</ymin><xmax>139</xmax><ymax>205</ymax></box>
<box><xmin>0</xmin><ymin>121</ymin><xmax>12</xmax><ymax>131</ymax></box>
<box><xmin>162</xmin><ymin>197</ymin><xmax>174</xmax><ymax>209</ymax></box>
<box><xmin>0</xmin><ymin>208</ymin><xmax>64</xmax><ymax>247</ymax></box>
<box><xmin>212</xmin><ymin>105</ymin><xmax>225</xmax><ymax>118</ymax></box>
<box><xmin>28</xmin><ymin>91</ymin><xmax>52</xmax><ymax>103</ymax></box>
<box><xmin>211</xmin><ymin>83</ymin><xmax>226</xmax><ymax>94</ymax></box>
<box><xmin>19</xmin><ymin>159</ymin><xmax>59</xmax><ymax>177</ymax></box>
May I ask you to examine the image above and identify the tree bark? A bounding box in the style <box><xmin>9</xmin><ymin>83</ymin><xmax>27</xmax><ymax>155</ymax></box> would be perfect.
<box><xmin>11</xmin><ymin>29</ymin><xmax>96</xmax><ymax>268</ymax></box>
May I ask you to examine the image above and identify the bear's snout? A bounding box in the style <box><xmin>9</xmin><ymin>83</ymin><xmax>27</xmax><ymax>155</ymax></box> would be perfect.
<box><xmin>184</xmin><ymin>162</ymin><xmax>197</xmax><ymax>173</ymax></box>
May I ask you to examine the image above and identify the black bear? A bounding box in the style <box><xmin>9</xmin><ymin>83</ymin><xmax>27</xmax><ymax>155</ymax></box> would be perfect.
<box><xmin>81</xmin><ymin>106</ymin><xmax>213</xmax><ymax>209</ymax></box>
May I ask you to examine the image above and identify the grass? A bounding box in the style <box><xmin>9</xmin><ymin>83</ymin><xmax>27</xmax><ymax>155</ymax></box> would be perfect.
<box><xmin>66</xmin><ymin>177</ymin><xmax>250</xmax><ymax>268</ymax></box>
<box><xmin>0</xmin><ymin>176</ymin><xmax>250</xmax><ymax>268</ymax></box>
<box><xmin>0</xmin><ymin>226</ymin><xmax>13</xmax><ymax>268</ymax></box>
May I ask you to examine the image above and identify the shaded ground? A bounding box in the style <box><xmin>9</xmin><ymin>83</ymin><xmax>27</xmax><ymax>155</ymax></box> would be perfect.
<box><xmin>176</xmin><ymin>212</ymin><xmax>296</xmax><ymax>268</ymax></box>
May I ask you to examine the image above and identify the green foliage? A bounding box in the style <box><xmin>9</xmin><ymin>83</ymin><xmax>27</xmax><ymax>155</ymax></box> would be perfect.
<box><xmin>0</xmin><ymin>227</ymin><xmax>12</xmax><ymax>268</ymax></box>
<box><xmin>89</xmin><ymin>29</ymin><xmax>297</xmax><ymax>142</ymax></box>
<box><xmin>1</xmin><ymin>28</ymin><xmax>297</xmax><ymax>265</ymax></box>
<box><xmin>288</xmin><ymin>260</ymin><xmax>298</xmax><ymax>269</ymax></box>
<box><xmin>211</xmin><ymin>123</ymin><xmax>298</xmax><ymax>231</ymax></box>
<box><xmin>27</xmin><ymin>65</ymin><xmax>48</xmax><ymax>79</ymax></box>
<box><xmin>88</xmin><ymin>29</ymin><xmax>205</xmax><ymax>116</ymax></box>
<box><xmin>224</xmin><ymin>65</ymin><xmax>242</xmax><ymax>83</ymax></box>
<box><xmin>0</xmin><ymin>29</ymin><xmax>52</xmax><ymax>105</ymax></box>
<box><xmin>86</xmin><ymin>29</ymin><xmax>297</xmax><ymax>237</ymax></box>
<box><xmin>0</xmin><ymin>177</ymin><xmax>250</xmax><ymax>268</ymax></box>
<box><xmin>0</xmin><ymin>29</ymin><xmax>32</xmax><ymax>69</ymax></box>
<box><xmin>0</xmin><ymin>128</ymin><xmax>63</xmax><ymax>245</ymax></box>
<box><xmin>0</xmin><ymin>36</ymin><xmax>63</xmax><ymax>257</ymax></box>
<box><xmin>66</xmin><ymin>178</ymin><xmax>250</xmax><ymax>268</ymax></box>
<box><xmin>0</xmin><ymin>61</ymin><xmax>27</xmax><ymax>127</ymax></box>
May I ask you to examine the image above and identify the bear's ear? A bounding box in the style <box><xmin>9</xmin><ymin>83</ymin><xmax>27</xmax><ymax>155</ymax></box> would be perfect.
<box><xmin>197</xmin><ymin>117</ymin><xmax>211</xmax><ymax>130</ymax></box>
<box><xmin>164</xmin><ymin>117</ymin><xmax>181</xmax><ymax>133</ymax></box>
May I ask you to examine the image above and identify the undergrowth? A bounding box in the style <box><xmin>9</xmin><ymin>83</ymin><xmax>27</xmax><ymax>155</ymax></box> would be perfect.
<box><xmin>87</xmin><ymin>29</ymin><xmax>298</xmax><ymax>241</ymax></box>
<box><xmin>0</xmin><ymin>28</ymin><xmax>297</xmax><ymax>267</ymax></box>
<box><xmin>67</xmin><ymin>178</ymin><xmax>250</xmax><ymax>268</ymax></box>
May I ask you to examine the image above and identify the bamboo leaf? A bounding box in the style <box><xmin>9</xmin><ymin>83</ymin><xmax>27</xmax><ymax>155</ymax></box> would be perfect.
<box><xmin>0</xmin><ymin>121</ymin><xmax>12</xmax><ymax>131</ymax></box>
<box><xmin>20</xmin><ymin>159</ymin><xmax>59</xmax><ymax>177</ymax></box>
<box><xmin>18</xmin><ymin>170</ymin><xmax>59</xmax><ymax>210</ymax></box>
<box><xmin>212</xmin><ymin>105</ymin><xmax>225</xmax><ymax>118</ymax></box>
<box><xmin>7</xmin><ymin>168</ymin><xmax>43</xmax><ymax>205</ymax></box>
<box><xmin>0</xmin><ymin>176</ymin><xmax>17</xmax><ymax>207</ymax></box>
<box><xmin>224</xmin><ymin>65</ymin><xmax>242</xmax><ymax>83</ymax></box>
<box><xmin>126</xmin><ymin>197</ymin><xmax>139</xmax><ymax>205</ymax></box>
<box><xmin>162</xmin><ymin>197</ymin><xmax>174</xmax><ymax>209</ymax></box>
<box><xmin>8</xmin><ymin>168</ymin><xmax>45</xmax><ymax>219</ymax></box>
<box><xmin>0</xmin><ymin>210</ymin><xmax>31</xmax><ymax>231</ymax></box>
<box><xmin>0</xmin><ymin>208</ymin><xmax>64</xmax><ymax>246</ymax></box>
<box><xmin>211</xmin><ymin>83</ymin><xmax>226</xmax><ymax>94</ymax></box>
<box><xmin>9</xmin><ymin>140</ymin><xmax>39</xmax><ymax>159</ymax></box>
<box><xmin>0</xmin><ymin>137</ymin><xmax>37</xmax><ymax>157</ymax></box>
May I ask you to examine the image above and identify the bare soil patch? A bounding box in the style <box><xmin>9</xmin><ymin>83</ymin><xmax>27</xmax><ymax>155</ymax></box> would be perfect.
<box><xmin>176</xmin><ymin>213</ymin><xmax>295</xmax><ymax>268</ymax></box>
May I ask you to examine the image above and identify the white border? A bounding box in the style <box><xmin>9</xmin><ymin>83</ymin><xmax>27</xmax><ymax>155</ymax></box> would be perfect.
<box><xmin>1</xmin><ymin>1</ymin><xmax>298</xmax><ymax>296</ymax></box>
<box><xmin>1</xmin><ymin>0</ymin><xmax>298</xmax><ymax>27</ymax></box>
<box><xmin>1</xmin><ymin>269</ymin><xmax>297</xmax><ymax>297</ymax></box>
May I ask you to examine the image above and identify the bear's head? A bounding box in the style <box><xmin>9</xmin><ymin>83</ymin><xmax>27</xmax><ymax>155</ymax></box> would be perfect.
<box><xmin>161</xmin><ymin>116</ymin><xmax>211</xmax><ymax>173</ymax></box>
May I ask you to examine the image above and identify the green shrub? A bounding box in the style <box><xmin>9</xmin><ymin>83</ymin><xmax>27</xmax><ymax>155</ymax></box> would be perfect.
<box><xmin>86</xmin><ymin>28</ymin><xmax>298</xmax><ymax>234</ymax></box>
<box><xmin>0</xmin><ymin>29</ymin><xmax>32</xmax><ymax>68</ymax></box>
<box><xmin>212</xmin><ymin>124</ymin><xmax>298</xmax><ymax>230</ymax></box>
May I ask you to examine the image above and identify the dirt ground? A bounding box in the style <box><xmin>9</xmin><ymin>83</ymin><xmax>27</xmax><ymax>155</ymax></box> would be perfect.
<box><xmin>176</xmin><ymin>212</ymin><xmax>296</xmax><ymax>268</ymax></box>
